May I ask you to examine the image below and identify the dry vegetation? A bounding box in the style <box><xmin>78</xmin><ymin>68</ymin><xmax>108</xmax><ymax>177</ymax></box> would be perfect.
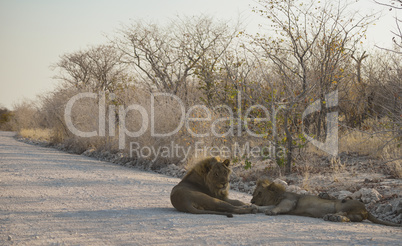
<box><xmin>18</xmin><ymin>128</ymin><xmax>52</xmax><ymax>142</ymax></box>
<box><xmin>1</xmin><ymin>0</ymin><xmax>401</xmax><ymax>195</ymax></box>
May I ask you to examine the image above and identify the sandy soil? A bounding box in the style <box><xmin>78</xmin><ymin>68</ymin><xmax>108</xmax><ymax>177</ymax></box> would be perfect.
<box><xmin>1</xmin><ymin>131</ymin><xmax>401</xmax><ymax>245</ymax></box>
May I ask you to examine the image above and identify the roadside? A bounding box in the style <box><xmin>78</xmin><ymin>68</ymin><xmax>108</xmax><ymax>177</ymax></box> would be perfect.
<box><xmin>16</xmin><ymin>129</ymin><xmax>402</xmax><ymax>225</ymax></box>
<box><xmin>1</xmin><ymin>131</ymin><xmax>401</xmax><ymax>245</ymax></box>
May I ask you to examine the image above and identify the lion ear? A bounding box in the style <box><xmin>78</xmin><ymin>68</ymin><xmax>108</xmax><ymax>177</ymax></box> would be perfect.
<box><xmin>257</xmin><ymin>179</ymin><xmax>271</xmax><ymax>188</ymax></box>
<box><xmin>222</xmin><ymin>159</ymin><xmax>230</xmax><ymax>167</ymax></box>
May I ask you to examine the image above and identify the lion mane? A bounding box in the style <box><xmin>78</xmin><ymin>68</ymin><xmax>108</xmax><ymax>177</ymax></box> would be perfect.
<box><xmin>170</xmin><ymin>157</ymin><xmax>256</xmax><ymax>217</ymax></box>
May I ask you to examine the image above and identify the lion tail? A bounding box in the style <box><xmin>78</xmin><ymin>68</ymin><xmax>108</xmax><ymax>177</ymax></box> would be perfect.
<box><xmin>367</xmin><ymin>213</ymin><xmax>402</xmax><ymax>227</ymax></box>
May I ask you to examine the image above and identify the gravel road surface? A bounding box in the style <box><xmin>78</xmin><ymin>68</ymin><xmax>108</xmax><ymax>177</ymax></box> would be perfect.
<box><xmin>0</xmin><ymin>131</ymin><xmax>400</xmax><ymax>245</ymax></box>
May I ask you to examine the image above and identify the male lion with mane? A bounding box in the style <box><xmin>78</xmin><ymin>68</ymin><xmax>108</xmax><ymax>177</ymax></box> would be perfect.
<box><xmin>170</xmin><ymin>157</ymin><xmax>257</xmax><ymax>217</ymax></box>
<box><xmin>251</xmin><ymin>179</ymin><xmax>401</xmax><ymax>227</ymax></box>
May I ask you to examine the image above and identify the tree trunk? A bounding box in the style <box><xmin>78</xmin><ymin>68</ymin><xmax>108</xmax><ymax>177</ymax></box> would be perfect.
<box><xmin>284</xmin><ymin>109</ymin><xmax>293</xmax><ymax>174</ymax></box>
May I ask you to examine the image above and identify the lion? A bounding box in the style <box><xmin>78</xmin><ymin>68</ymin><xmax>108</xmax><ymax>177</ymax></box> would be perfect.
<box><xmin>251</xmin><ymin>179</ymin><xmax>401</xmax><ymax>227</ymax></box>
<box><xmin>170</xmin><ymin>157</ymin><xmax>257</xmax><ymax>217</ymax></box>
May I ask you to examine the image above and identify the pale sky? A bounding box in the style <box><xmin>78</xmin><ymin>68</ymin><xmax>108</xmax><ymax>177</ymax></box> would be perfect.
<box><xmin>0</xmin><ymin>0</ymin><xmax>397</xmax><ymax>109</ymax></box>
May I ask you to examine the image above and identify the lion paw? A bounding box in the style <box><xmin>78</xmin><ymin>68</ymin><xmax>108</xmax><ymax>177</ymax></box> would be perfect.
<box><xmin>249</xmin><ymin>204</ymin><xmax>258</xmax><ymax>214</ymax></box>
<box><xmin>318</xmin><ymin>192</ymin><xmax>336</xmax><ymax>200</ymax></box>
<box><xmin>265</xmin><ymin>210</ymin><xmax>277</xmax><ymax>216</ymax></box>
<box><xmin>324</xmin><ymin>214</ymin><xmax>351</xmax><ymax>222</ymax></box>
<box><xmin>241</xmin><ymin>204</ymin><xmax>258</xmax><ymax>214</ymax></box>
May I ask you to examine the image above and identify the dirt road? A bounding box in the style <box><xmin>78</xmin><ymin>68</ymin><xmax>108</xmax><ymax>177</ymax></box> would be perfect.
<box><xmin>0</xmin><ymin>131</ymin><xmax>400</xmax><ymax>245</ymax></box>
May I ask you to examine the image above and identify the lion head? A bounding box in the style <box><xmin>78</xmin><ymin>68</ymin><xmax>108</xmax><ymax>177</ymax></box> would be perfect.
<box><xmin>188</xmin><ymin>157</ymin><xmax>232</xmax><ymax>199</ymax></box>
<box><xmin>251</xmin><ymin>179</ymin><xmax>286</xmax><ymax>206</ymax></box>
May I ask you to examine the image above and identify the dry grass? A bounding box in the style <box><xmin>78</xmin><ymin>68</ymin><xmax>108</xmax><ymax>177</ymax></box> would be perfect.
<box><xmin>385</xmin><ymin>160</ymin><xmax>402</xmax><ymax>178</ymax></box>
<box><xmin>19</xmin><ymin>128</ymin><xmax>52</xmax><ymax>142</ymax></box>
<box><xmin>305</xmin><ymin>116</ymin><xmax>400</xmax><ymax>161</ymax></box>
<box><xmin>340</xmin><ymin>117</ymin><xmax>401</xmax><ymax>159</ymax></box>
<box><xmin>301</xmin><ymin>171</ymin><xmax>311</xmax><ymax>191</ymax></box>
<box><xmin>340</xmin><ymin>131</ymin><xmax>383</xmax><ymax>156</ymax></box>
<box><xmin>305</xmin><ymin>129</ymin><xmax>401</xmax><ymax>178</ymax></box>
<box><xmin>339</xmin><ymin>130</ymin><xmax>400</xmax><ymax>159</ymax></box>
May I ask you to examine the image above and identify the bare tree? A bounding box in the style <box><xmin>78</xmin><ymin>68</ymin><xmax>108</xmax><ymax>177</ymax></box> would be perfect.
<box><xmin>375</xmin><ymin>0</ymin><xmax>402</xmax><ymax>53</ymax></box>
<box><xmin>252</xmin><ymin>0</ymin><xmax>377</xmax><ymax>173</ymax></box>
<box><xmin>53</xmin><ymin>45</ymin><xmax>128</xmax><ymax>93</ymax></box>
<box><xmin>114</xmin><ymin>15</ymin><xmax>237</xmax><ymax>100</ymax></box>
<box><xmin>193</xmin><ymin>25</ymin><xmax>239</xmax><ymax>106</ymax></box>
<box><xmin>0</xmin><ymin>107</ymin><xmax>13</xmax><ymax>131</ymax></box>
<box><xmin>10</xmin><ymin>100</ymin><xmax>41</xmax><ymax>131</ymax></box>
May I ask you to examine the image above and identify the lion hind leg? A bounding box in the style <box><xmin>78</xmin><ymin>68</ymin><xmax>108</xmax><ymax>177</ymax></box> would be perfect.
<box><xmin>323</xmin><ymin>212</ymin><xmax>351</xmax><ymax>222</ymax></box>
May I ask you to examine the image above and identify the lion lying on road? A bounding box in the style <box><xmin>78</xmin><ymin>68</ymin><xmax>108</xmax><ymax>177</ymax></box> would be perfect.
<box><xmin>170</xmin><ymin>157</ymin><xmax>257</xmax><ymax>217</ymax></box>
<box><xmin>251</xmin><ymin>179</ymin><xmax>401</xmax><ymax>227</ymax></box>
